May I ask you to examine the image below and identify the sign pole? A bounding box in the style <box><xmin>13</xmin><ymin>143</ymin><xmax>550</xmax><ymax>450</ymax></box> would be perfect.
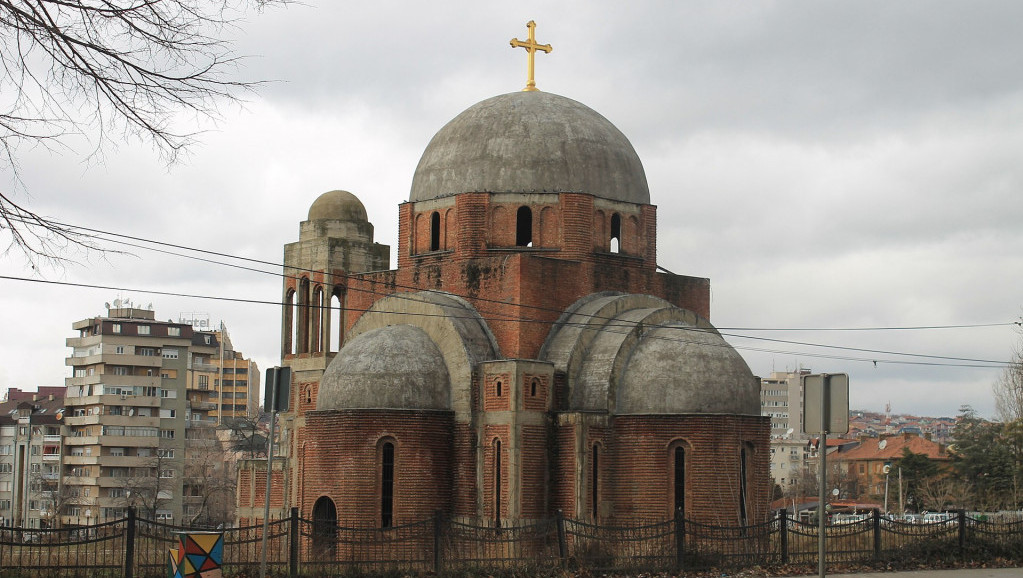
<box><xmin>259</xmin><ymin>368</ymin><xmax>280</xmax><ymax>578</ymax></box>
<box><xmin>818</xmin><ymin>373</ymin><xmax>829</xmax><ymax>578</ymax></box>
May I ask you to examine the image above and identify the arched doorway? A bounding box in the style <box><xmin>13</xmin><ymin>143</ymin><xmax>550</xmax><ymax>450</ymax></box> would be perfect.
<box><xmin>311</xmin><ymin>496</ymin><xmax>337</xmax><ymax>560</ymax></box>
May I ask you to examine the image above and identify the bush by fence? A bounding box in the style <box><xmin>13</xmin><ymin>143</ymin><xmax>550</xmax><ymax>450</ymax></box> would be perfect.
<box><xmin>0</xmin><ymin>509</ymin><xmax>1021</xmax><ymax>576</ymax></box>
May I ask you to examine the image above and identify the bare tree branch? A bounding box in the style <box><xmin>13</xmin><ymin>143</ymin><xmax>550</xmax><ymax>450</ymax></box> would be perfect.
<box><xmin>0</xmin><ymin>0</ymin><xmax>283</xmax><ymax>264</ymax></box>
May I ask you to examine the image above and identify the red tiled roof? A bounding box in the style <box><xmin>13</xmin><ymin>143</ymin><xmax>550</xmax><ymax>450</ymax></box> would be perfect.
<box><xmin>836</xmin><ymin>434</ymin><xmax>948</xmax><ymax>461</ymax></box>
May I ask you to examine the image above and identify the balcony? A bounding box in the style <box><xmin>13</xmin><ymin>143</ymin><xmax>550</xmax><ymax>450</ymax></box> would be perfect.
<box><xmin>63</xmin><ymin>436</ymin><xmax>100</xmax><ymax>446</ymax></box>
<box><xmin>66</xmin><ymin>374</ymin><xmax>160</xmax><ymax>390</ymax></box>
<box><xmin>42</xmin><ymin>454</ymin><xmax>60</xmax><ymax>462</ymax></box>
<box><xmin>189</xmin><ymin>401</ymin><xmax>218</xmax><ymax>412</ymax></box>
<box><xmin>64</xmin><ymin>394</ymin><xmax>161</xmax><ymax>408</ymax></box>
<box><xmin>66</xmin><ymin>353</ymin><xmax>162</xmax><ymax>368</ymax></box>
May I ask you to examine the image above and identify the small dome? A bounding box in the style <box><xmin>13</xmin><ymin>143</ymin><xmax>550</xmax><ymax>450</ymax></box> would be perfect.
<box><xmin>307</xmin><ymin>190</ymin><xmax>369</xmax><ymax>222</ymax></box>
<box><xmin>617</xmin><ymin>323</ymin><xmax>760</xmax><ymax>415</ymax></box>
<box><xmin>541</xmin><ymin>293</ymin><xmax>760</xmax><ymax>416</ymax></box>
<box><xmin>410</xmin><ymin>91</ymin><xmax>649</xmax><ymax>204</ymax></box>
<box><xmin>317</xmin><ymin>325</ymin><xmax>450</xmax><ymax>411</ymax></box>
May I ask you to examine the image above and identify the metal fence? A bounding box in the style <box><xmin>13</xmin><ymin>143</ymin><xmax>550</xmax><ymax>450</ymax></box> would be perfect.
<box><xmin>0</xmin><ymin>509</ymin><xmax>1021</xmax><ymax>576</ymax></box>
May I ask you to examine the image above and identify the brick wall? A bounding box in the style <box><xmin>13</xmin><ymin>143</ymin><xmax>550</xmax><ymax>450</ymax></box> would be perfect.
<box><xmin>302</xmin><ymin>409</ymin><xmax>454</xmax><ymax>528</ymax></box>
<box><xmin>607</xmin><ymin>415</ymin><xmax>770</xmax><ymax>525</ymax></box>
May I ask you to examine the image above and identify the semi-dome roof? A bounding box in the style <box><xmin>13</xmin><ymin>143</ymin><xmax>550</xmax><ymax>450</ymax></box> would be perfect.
<box><xmin>308</xmin><ymin>190</ymin><xmax>369</xmax><ymax>222</ymax></box>
<box><xmin>410</xmin><ymin>91</ymin><xmax>650</xmax><ymax>204</ymax></box>
<box><xmin>317</xmin><ymin>324</ymin><xmax>450</xmax><ymax>411</ymax></box>
<box><xmin>541</xmin><ymin>293</ymin><xmax>760</xmax><ymax>416</ymax></box>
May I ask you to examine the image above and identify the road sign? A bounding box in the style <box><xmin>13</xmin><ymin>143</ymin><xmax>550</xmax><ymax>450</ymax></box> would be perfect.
<box><xmin>802</xmin><ymin>373</ymin><xmax>849</xmax><ymax>434</ymax></box>
<box><xmin>264</xmin><ymin>366</ymin><xmax>291</xmax><ymax>412</ymax></box>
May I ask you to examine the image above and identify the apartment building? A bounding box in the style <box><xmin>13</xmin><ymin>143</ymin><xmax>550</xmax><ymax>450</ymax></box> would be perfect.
<box><xmin>761</xmin><ymin>370</ymin><xmax>816</xmax><ymax>491</ymax></box>
<box><xmin>186</xmin><ymin>327</ymin><xmax>260</xmax><ymax>424</ymax></box>
<box><xmin>0</xmin><ymin>388</ymin><xmax>65</xmax><ymax>528</ymax></box>
<box><xmin>63</xmin><ymin>305</ymin><xmax>219</xmax><ymax>525</ymax></box>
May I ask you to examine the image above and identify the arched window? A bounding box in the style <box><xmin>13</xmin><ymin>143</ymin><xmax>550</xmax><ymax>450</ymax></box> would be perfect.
<box><xmin>496</xmin><ymin>380</ymin><xmax>502</xmax><ymax>397</ymax></box>
<box><xmin>610</xmin><ymin>213</ymin><xmax>621</xmax><ymax>253</ymax></box>
<box><xmin>329</xmin><ymin>291</ymin><xmax>343</xmax><ymax>353</ymax></box>
<box><xmin>284</xmin><ymin>289</ymin><xmax>296</xmax><ymax>355</ymax></box>
<box><xmin>311</xmin><ymin>287</ymin><xmax>323</xmax><ymax>353</ymax></box>
<box><xmin>673</xmin><ymin>445</ymin><xmax>686</xmax><ymax>517</ymax></box>
<box><xmin>493</xmin><ymin>438</ymin><xmax>502</xmax><ymax>527</ymax></box>
<box><xmin>516</xmin><ymin>206</ymin><xmax>533</xmax><ymax>247</ymax></box>
<box><xmin>430</xmin><ymin>211</ymin><xmax>441</xmax><ymax>251</ymax></box>
<box><xmin>739</xmin><ymin>444</ymin><xmax>751</xmax><ymax>525</ymax></box>
<box><xmin>297</xmin><ymin>277</ymin><xmax>310</xmax><ymax>354</ymax></box>
<box><xmin>312</xmin><ymin>496</ymin><xmax>337</xmax><ymax>559</ymax></box>
<box><xmin>530</xmin><ymin>379</ymin><xmax>538</xmax><ymax>397</ymax></box>
<box><xmin>591</xmin><ymin>444</ymin><xmax>600</xmax><ymax>519</ymax></box>
<box><xmin>382</xmin><ymin>441</ymin><xmax>395</xmax><ymax>527</ymax></box>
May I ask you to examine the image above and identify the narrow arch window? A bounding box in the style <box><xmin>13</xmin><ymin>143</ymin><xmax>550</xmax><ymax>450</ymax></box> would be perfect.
<box><xmin>591</xmin><ymin>444</ymin><xmax>600</xmax><ymax>519</ymax></box>
<box><xmin>284</xmin><ymin>289</ymin><xmax>296</xmax><ymax>355</ymax></box>
<box><xmin>430</xmin><ymin>211</ymin><xmax>441</xmax><ymax>251</ymax></box>
<box><xmin>493</xmin><ymin>439</ymin><xmax>502</xmax><ymax>527</ymax></box>
<box><xmin>516</xmin><ymin>206</ymin><xmax>533</xmax><ymax>247</ymax></box>
<box><xmin>311</xmin><ymin>287</ymin><xmax>323</xmax><ymax>353</ymax></box>
<box><xmin>674</xmin><ymin>445</ymin><xmax>686</xmax><ymax>517</ymax></box>
<box><xmin>297</xmin><ymin>277</ymin><xmax>310</xmax><ymax>354</ymax></box>
<box><xmin>610</xmin><ymin>213</ymin><xmax>621</xmax><ymax>253</ymax></box>
<box><xmin>530</xmin><ymin>379</ymin><xmax>538</xmax><ymax>397</ymax></box>
<box><xmin>382</xmin><ymin>442</ymin><xmax>395</xmax><ymax>527</ymax></box>
<box><xmin>329</xmin><ymin>291</ymin><xmax>343</xmax><ymax>353</ymax></box>
<box><xmin>496</xmin><ymin>380</ymin><xmax>502</xmax><ymax>397</ymax></box>
<box><xmin>739</xmin><ymin>445</ymin><xmax>750</xmax><ymax>525</ymax></box>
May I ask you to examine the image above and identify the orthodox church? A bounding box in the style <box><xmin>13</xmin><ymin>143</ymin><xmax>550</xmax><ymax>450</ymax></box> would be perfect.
<box><xmin>237</xmin><ymin>27</ymin><xmax>769</xmax><ymax>529</ymax></box>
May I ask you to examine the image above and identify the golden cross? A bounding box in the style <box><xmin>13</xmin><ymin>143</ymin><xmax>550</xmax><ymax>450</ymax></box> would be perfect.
<box><xmin>510</xmin><ymin>21</ymin><xmax>552</xmax><ymax>92</ymax></box>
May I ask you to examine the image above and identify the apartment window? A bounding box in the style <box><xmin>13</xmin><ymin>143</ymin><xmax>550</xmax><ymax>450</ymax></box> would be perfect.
<box><xmin>138</xmin><ymin>325</ymin><xmax>150</xmax><ymax>335</ymax></box>
<box><xmin>0</xmin><ymin>446</ymin><xmax>10</xmax><ymax>456</ymax></box>
<box><xmin>198</xmin><ymin>375</ymin><xmax>209</xmax><ymax>389</ymax></box>
<box><xmin>111</xmin><ymin>324</ymin><xmax>121</xmax><ymax>333</ymax></box>
<box><xmin>115</xmin><ymin>346</ymin><xmax>125</xmax><ymax>354</ymax></box>
<box><xmin>112</xmin><ymin>366</ymin><xmax>129</xmax><ymax>376</ymax></box>
<box><xmin>0</xmin><ymin>500</ymin><xmax>10</xmax><ymax>510</ymax></box>
<box><xmin>0</xmin><ymin>482</ymin><xmax>11</xmax><ymax>492</ymax></box>
<box><xmin>160</xmin><ymin>469</ymin><xmax>175</xmax><ymax>479</ymax></box>
<box><xmin>160</xmin><ymin>409</ymin><xmax>176</xmax><ymax>418</ymax></box>
<box><xmin>204</xmin><ymin>335</ymin><xmax>212</xmax><ymax>345</ymax></box>
<box><xmin>109</xmin><ymin>488</ymin><xmax>126</xmax><ymax>498</ymax></box>
<box><xmin>168</xmin><ymin>327</ymin><xmax>181</xmax><ymax>337</ymax></box>
<box><xmin>160</xmin><ymin>430</ymin><xmax>175</xmax><ymax>439</ymax></box>
<box><xmin>162</xmin><ymin>348</ymin><xmax>179</xmax><ymax>360</ymax></box>
<box><xmin>0</xmin><ymin>463</ymin><xmax>11</xmax><ymax>473</ymax></box>
<box><xmin>138</xmin><ymin>347</ymin><xmax>156</xmax><ymax>356</ymax></box>
<box><xmin>157</xmin><ymin>449</ymin><xmax>174</xmax><ymax>458</ymax></box>
<box><xmin>109</xmin><ymin>448</ymin><xmax>125</xmax><ymax>457</ymax></box>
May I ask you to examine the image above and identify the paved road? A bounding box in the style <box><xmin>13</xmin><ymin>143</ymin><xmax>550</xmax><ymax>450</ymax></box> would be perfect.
<box><xmin>822</xmin><ymin>569</ymin><xmax>1021</xmax><ymax>578</ymax></box>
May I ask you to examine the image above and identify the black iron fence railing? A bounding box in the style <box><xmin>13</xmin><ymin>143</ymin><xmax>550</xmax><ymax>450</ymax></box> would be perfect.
<box><xmin>0</xmin><ymin>509</ymin><xmax>1021</xmax><ymax>577</ymax></box>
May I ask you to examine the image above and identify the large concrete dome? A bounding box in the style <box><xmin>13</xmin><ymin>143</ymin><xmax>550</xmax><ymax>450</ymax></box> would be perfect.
<box><xmin>317</xmin><ymin>324</ymin><xmax>450</xmax><ymax>410</ymax></box>
<box><xmin>541</xmin><ymin>293</ymin><xmax>760</xmax><ymax>416</ymax></box>
<box><xmin>307</xmin><ymin>190</ymin><xmax>368</xmax><ymax>222</ymax></box>
<box><xmin>410</xmin><ymin>91</ymin><xmax>650</xmax><ymax>204</ymax></box>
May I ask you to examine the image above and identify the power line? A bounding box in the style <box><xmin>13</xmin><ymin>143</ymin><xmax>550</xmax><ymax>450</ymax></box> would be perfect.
<box><xmin>2</xmin><ymin>216</ymin><xmax>1015</xmax><ymax>368</ymax></box>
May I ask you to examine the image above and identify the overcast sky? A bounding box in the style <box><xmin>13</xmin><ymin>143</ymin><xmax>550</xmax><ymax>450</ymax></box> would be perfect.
<box><xmin>1</xmin><ymin>1</ymin><xmax>1021</xmax><ymax>419</ymax></box>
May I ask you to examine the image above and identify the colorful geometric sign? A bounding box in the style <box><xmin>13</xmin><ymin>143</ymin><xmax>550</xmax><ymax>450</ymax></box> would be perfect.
<box><xmin>169</xmin><ymin>532</ymin><xmax>224</xmax><ymax>578</ymax></box>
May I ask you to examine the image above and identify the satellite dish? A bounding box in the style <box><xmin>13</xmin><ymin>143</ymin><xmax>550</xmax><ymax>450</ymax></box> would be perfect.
<box><xmin>832</xmin><ymin>488</ymin><xmax>840</xmax><ymax>497</ymax></box>
<box><xmin>104</xmin><ymin>302</ymin><xmax>111</xmax><ymax>309</ymax></box>
<box><xmin>113</xmin><ymin>299</ymin><xmax>122</xmax><ymax>308</ymax></box>
<box><xmin>786</xmin><ymin>428</ymin><xmax>795</xmax><ymax>435</ymax></box>
<box><xmin>883</xmin><ymin>464</ymin><xmax>891</xmax><ymax>474</ymax></box>
<box><xmin>879</xmin><ymin>439</ymin><xmax>888</xmax><ymax>450</ymax></box>
<box><xmin>128</xmin><ymin>409</ymin><xmax>135</xmax><ymax>416</ymax></box>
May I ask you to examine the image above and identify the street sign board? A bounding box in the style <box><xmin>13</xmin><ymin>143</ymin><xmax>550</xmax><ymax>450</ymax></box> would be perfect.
<box><xmin>802</xmin><ymin>373</ymin><xmax>849</xmax><ymax>434</ymax></box>
<box><xmin>264</xmin><ymin>366</ymin><xmax>291</xmax><ymax>412</ymax></box>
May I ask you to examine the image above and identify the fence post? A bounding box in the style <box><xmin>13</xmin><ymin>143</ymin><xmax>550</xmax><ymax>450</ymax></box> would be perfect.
<box><xmin>872</xmin><ymin>508</ymin><xmax>882</xmax><ymax>560</ymax></box>
<box><xmin>433</xmin><ymin>510</ymin><xmax>444</xmax><ymax>574</ymax></box>
<box><xmin>779</xmin><ymin>509</ymin><xmax>789</xmax><ymax>565</ymax></box>
<box><xmin>674</xmin><ymin>507</ymin><xmax>685</xmax><ymax>570</ymax></box>
<box><xmin>124</xmin><ymin>507</ymin><xmax>136</xmax><ymax>578</ymax></box>
<box><xmin>957</xmin><ymin>509</ymin><xmax>967</xmax><ymax>554</ymax></box>
<box><xmin>289</xmin><ymin>507</ymin><xmax>299</xmax><ymax>578</ymax></box>
<box><xmin>555</xmin><ymin>510</ymin><xmax>567</xmax><ymax>565</ymax></box>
